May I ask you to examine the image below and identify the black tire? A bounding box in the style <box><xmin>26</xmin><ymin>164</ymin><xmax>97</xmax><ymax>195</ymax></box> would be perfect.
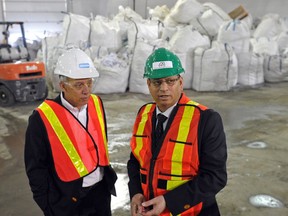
<box><xmin>0</xmin><ymin>85</ymin><xmax>15</xmax><ymax>107</ymax></box>
<box><xmin>38</xmin><ymin>85</ymin><xmax>48</xmax><ymax>101</ymax></box>
<box><xmin>44</xmin><ymin>85</ymin><xmax>49</xmax><ymax>99</ymax></box>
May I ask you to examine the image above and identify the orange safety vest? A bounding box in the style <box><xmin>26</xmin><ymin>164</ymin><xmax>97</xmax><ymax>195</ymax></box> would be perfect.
<box><xmin>131</xmin><ymin>94</ymin><xmax>207</xmax><ymax>216</ymax></box>
<box><xmin>37</xmin><ymin>94</ymin><xmax>110</xmax><ymax>182</ymax></box>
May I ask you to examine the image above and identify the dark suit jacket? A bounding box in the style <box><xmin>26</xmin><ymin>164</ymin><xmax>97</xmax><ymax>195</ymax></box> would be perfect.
<box><xmin>25</xmin><ymin>95</ymin><xmax>117</xmax><ymax>216</ymax></box>
<box><xmin>127</xmin><ymin>94</ymin><xmax>227</xmax><ymax>216</ymax></box>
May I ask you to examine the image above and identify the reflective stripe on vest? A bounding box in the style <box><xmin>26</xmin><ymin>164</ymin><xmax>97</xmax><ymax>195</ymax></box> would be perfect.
<box><xmin>37</xmin><ymin>95</ymin><xmax>109</xmax><ymax>182</ymax></box>
<box><xmin>88</xmin><ymin>94</ymin><xmax>110</xmax><ymax>165</ymax></box>
<box><xmin>134</xmin><ymin>103</ymin><xmax>154</xmax><ymax>168</ymax></box>
<box><xmin>131</xmin><ymin>94</ymin><xmax>207</xmax><ymax>215</ymax></box>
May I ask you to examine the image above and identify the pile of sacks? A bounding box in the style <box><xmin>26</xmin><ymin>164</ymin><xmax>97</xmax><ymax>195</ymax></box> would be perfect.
<box><xmin>39</xmin><ymin>0</ymin><xmax>288</xmax><ymax>94</ymax></box>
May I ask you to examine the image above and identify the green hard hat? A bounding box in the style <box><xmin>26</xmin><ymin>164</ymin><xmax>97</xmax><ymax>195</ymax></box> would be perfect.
<box><xmin>144</xmin><ymin>48</ymin><xmax>185</xmax><ymax>79</ymax></box>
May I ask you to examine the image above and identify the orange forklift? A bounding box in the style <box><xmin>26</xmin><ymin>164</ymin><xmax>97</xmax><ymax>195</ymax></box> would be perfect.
<box><xmin>0</xmin><ymin>21</ymin><xmax>47</xmax><ymax>106</ymax></box>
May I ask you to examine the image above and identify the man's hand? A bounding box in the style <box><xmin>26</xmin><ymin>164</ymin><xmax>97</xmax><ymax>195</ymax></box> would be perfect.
<box><xmin>141</xmin><ymin>195</ymin><xmax>166</xmax><ymax>216</ymax></box>
<box><xmin>131</xmin><ymin>193</ymin><xmax>146</xmax><ymax>216</ymax></box>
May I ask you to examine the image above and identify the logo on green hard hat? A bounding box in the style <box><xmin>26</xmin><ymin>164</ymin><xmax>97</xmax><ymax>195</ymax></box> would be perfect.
<box><xmin>152</xmin><ymin>61</ymin><xmax>173</xmax><ymax>70</ymax></box>
<box><xmin>144</xmin><ymin>48</ymin><xmax>185</xmax><ymax>79</ymax></box>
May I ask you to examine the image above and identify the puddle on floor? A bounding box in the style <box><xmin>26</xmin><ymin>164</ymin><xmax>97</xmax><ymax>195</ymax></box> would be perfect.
<box><xmin>247</xmin><ymin>141</ymin><xmax>267</xmax><ymax>149</ymax></box>
<box><xmin>249</xmin><ymin>194</ymin><xmax>284</xmax><ymax>208</ymax></box>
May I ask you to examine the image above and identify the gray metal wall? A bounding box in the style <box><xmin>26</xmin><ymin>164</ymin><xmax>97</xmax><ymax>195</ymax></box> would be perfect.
<box><xmin>0</xmin><ymin>0</ymin><xmax>287</xmax><ymax>40</ymax></box>
<box><xmin>69</xmin><ymin>0</ymin><xmax>288</xmax><ymax>19</ymax></box>
<box><xmin>0</xmin><ymin>0</ymin><xmax>66</xmax><ymax>37</ymax></box>
<box><xmin>197</xmin><ymin>0</ymin><xmax>288</xmax><ymax>18</ymax></box>
<box><xmin>126</xmin><ymin>0</ymin><xmax>288</xmax><ymax>19</ymax></box>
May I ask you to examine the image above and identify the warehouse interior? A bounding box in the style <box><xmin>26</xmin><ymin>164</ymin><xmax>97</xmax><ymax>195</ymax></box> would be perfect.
<box><xmin>0</xmin><ymin>0</ymin><xmax>287</xmax><ymax>215</ymax></box>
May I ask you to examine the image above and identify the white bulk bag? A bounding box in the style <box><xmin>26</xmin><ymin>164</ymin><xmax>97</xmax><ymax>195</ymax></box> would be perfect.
<box><xmin>93</xmin><ymin>48</ymin><xmax>131</xmax><ymax>94</ymax></box>
<box><xmin>90</xmin><ymin>16</ymin><xmax>122</xmax><ymax>52</ymax></box>
<box><xmin>113</xmin><ymin>6</ymin><xmax>143</xmax><ymax>44</ymax></box>
<box><xmin>127</xmin><ymin>19</ymin><xmax>160</xmax><ymax>51</ymax></box>
<box><xmin>193</xmin><ymin>42</ymin><xmax>238</xmax><ymax>91</ymax></box>
<box><xmin>148</xmin><ymin>5</ymin><xmax>170</xmax><ymax>22</ymax></box>
<box><xmin>174</xmin><ymin>52</ymin><xmax>193</xmax><ymax>89</ymax></box>
<box><xmin>84</xmin><ymin>45</ymin><xmax>108</xmax><ymax>62</ymax></box>
<box><xmin>168</xmin><ymin>25</ymin><xmax>210</xmax><ymax>53</ymax></box>
<box><xmin>161</xmin><ymin>25</ymin><xmax>178</xmax><ymax>42</ymax></box>
<box><xmin>250</xmin><ymin>37</ymin><xmax>279</xmax><ymax>56</ymax></box>
<box><xmin>168</xmin><ymin>26</ymin><xmax>210</xmax><ymax>89</ymax></box>
<box><xmin>273</xmin><ymin>31</ymin><xmax>288</xmax><ymax>54</ymax></box>
<box><xmin>217</xmin><ymin>19</ymin><xmax>251</xmax><ymax>53</ymax></box>
<box><xmin>264</xmin><ymin>54</ymin><xmax>288</xmax><ymax>82</ymax></box>
<box><xmin>41</xmin><ymin>35</ymin><xmax>65</xmax><ymax>92</ymax></box>
<box><xmin>169</xmin><ymin>0</ymin><xmax>204</xmax><ymax>24</ymax></box>
<box><xmin>241</xmin><ymin>13</ymin><xmax>254</xmax><ymax>30</ymax></box>
<box><xmin>191</xmin><ymin>2</ymin><xmax>231</xmax><ymax>39</ymax></box>
<box><xmin>253</xmin><ymin>14</ymin><xmax>283</xmax><ymax>39</ymax></box>
<box><xmin>129</xmin><ymin>40</ymin><xmax>154</xmax><ymax>94</ymax></box>
<box><xmin>61</xmin><ymin>13</ymin><xmax>90</xmax><ymax>46</ymax></box>
<box><xmin>163</xmin><ymin>14</ymin><xmax>179</xmax><ymax>28</ymax></box>
<box><xmin>115</xmin><ymin>5</ymin><xmax>143</xmax><ymax>23</ymax></box>
<box><xmin>50</xmin><ymin>46</ymin><xmax>67</xmax><ymax>93</ymax></box>
<box><xmin>237</xmin><ymin>52</ymin><xmax>264</xmax><ymax>86</ymax></box>
<box><xmin>280</xmin><ymin>17</ymin><xmax>288</xmax><ymax>31</ymax></box>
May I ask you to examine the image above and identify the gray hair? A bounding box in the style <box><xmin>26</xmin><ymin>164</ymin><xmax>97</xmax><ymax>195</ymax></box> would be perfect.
<box><xmin>58</xmin><ymin>75</ymin><xmax>68</xmax><ymax>83</ymax></box>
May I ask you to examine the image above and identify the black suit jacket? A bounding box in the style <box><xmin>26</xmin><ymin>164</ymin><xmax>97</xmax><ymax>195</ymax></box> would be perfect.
<box><xmin>24</xmin><ymin>95</ymin><xmax>117</xmax><ymax>216</ymax></box>
<box><xmin>127</xmin><ymin>97</ymin><xmax>227</xmax><ymax>216</ymax></box>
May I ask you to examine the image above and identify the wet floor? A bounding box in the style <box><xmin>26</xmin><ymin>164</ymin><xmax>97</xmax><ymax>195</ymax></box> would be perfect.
<box><xmin>0</xmin><ymin>82</ymin><xmax>288</xmax><ymax>216</ymax></box>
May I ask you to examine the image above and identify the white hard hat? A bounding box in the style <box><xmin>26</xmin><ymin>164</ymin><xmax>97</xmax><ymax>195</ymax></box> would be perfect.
<box><xmin>54</xmin><ymin>48</ymin><xmax>99</xmax><ymax>79</ymax></box>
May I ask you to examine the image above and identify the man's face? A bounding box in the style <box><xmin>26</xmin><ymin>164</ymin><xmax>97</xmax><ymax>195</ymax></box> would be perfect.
<box><xmin>60</xmin><ymin>77</ymin><xmax>94</xmax><ymax>109</ymax></box>
<box><xmin>147</xmin><ymin>75</ymin><xmax>183</xmax><ymax>112</ymax></box>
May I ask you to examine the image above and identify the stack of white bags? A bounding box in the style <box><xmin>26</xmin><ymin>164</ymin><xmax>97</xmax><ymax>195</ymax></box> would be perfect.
<box><xmin>39</xmin><ymin>0</ymin><xmax>288</xmax><ymax>94</ymax></box>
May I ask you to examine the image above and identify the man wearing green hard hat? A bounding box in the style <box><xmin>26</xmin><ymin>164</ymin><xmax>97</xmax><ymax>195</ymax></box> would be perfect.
<box><xmin>127</xmin><ymin>47</ymin><xmax>227</xmax><ymax>216</ymax></box>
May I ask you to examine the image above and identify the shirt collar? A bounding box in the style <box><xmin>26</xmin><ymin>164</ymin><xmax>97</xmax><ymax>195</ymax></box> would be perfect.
<box><xmin>156</xmin><ymin>103</ymin><xmax>177</xmax><ymax>118</ymax></box>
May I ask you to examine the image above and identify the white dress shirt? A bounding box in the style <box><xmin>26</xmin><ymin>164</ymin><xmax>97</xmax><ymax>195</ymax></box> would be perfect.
<box><xmin>61</xmin><ymin>93</ymin><xmax>104</xmax><ymax>187</ymax></box>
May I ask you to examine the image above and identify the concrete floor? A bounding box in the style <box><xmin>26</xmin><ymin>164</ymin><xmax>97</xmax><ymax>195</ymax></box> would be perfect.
<box><xmin>0</xmin><ymin>81</ymin><xmax>288</xmax><ymax>216</ymax></box>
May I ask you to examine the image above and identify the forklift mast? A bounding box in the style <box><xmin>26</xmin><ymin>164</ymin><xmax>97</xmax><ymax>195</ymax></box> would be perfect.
<box><xmin>0</xmin><ymin>21</ymin><xmax>30</xmax><ymax>62</ymax></box>
<box><xmin>0</xmin><ymin>21</ymin><xmax>47</xmax><ymax>106</ymax></box>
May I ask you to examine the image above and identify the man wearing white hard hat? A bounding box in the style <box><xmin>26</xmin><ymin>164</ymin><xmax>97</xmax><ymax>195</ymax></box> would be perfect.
<box><xmin>24</xmin><ymin>48</ymin><xmax>117</xmax><ymax>216</ymax></box>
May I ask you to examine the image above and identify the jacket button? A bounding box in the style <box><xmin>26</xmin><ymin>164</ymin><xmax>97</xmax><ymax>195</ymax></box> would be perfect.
<box><xmin>184</xmin><ymin>204</ymin><xmax>190</xmax><ymax>209</ymax></box>
<box><xmin>72</xmin><ymin>197</ymin><xmax>78</xmax><ymax>202</ymax></box>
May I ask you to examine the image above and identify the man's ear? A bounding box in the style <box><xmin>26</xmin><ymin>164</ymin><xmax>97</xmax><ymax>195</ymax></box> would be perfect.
<box><xmin>147</xmin><ymin>79</ymin><xmax>151</xmax><ymax>86</ymax></box>
<box><xmin>59</xmin><ymin>81</ymin><xmax>66</xmax><ymax>92</ymax></box>
<box><xmin>179</xmin><ymin>76</ymin><xmax>184</xmax><ymax>91</ymax></box>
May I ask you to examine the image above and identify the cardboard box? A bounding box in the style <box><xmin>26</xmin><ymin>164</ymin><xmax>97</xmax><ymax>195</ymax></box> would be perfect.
<box><xmin>228</xmin><ymin>5</ymin><xmax>249</xmax><ymax>20</ymax></box>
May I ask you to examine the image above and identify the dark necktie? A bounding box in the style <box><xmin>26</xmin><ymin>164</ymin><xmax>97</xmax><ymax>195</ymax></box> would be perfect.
<box><xmin>155</xmin><ymin>114</ymin><xmax>167</xmax><ymax>142</ymax></box>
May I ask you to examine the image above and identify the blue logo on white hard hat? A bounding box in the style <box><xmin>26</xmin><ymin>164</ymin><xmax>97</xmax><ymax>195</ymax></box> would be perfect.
<box><xmin>79</xmin><ymin>63</ymin><xmax>90</xmax><ymax>68</ymax></box>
